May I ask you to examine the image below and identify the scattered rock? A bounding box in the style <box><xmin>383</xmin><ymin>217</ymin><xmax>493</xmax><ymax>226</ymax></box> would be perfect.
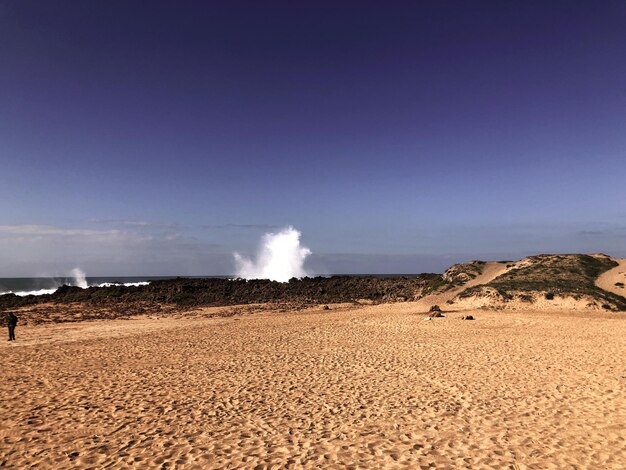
<box><xmin>322</xmin><ymin>305</ymin><xmax>330</xmax><ymax>310</ymax></box>
<box><xmin>461</xmin><ymin>315</ymin><xmax>474</xmax><ymax>320</ymax></box>
<box><xmin>431</xmin><ymin>311</ymin><xmax>445</xmax><ymax>318</ymax></box>
<box><xmin>429</xmin><ymin>305</ymin><xmax>442</xmax><ymax>312</ymax></box>
<box><xmin>423</xmin><ymin>316</ymin><xmax>432</xmax><ymax>321</ymax></box>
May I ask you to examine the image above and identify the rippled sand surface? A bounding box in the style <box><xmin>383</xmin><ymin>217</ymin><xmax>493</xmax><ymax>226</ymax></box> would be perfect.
<box><xmin>1</xmin><ymin>304</ymin><xmax>625</xmax><ymax>468</ymax></box>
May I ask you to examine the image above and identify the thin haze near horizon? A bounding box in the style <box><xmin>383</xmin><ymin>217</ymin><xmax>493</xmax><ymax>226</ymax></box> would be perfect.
<box><xmin>1</xmin><ymin>1</ymin><xmax>625</xmax><ymax>277</ymax></box>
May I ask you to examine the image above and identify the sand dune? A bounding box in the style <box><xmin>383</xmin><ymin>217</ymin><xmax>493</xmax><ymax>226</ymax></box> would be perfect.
<box><xmin>416</xmin><ymin>261</ymin><xmax>511</xmax><ymax>308</ymax></box>
<box><xmin>596</xmin><ymin>258</ymin><xmax>626</xmax><ymax>297</ymax></box>
<box><xmin>1</xmin><ymin>303</ymin><xmax>625</xmax><ymax>468</ymax></box>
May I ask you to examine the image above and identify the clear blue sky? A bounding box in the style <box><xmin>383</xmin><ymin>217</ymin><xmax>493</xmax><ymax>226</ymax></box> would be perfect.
<box><xmin>1</xmin><ymin>1</ymin><xmax>625</xmax><ymax>276</ymax></box>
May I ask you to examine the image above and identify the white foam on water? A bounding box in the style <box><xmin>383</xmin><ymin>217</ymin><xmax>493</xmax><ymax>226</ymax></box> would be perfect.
<box><xmin>4</xmin><ymin>288</ymin><xmax>59</xmax><ymax>297</ymax></box>
<box><xmin>0</xmin><ymin>268</ymin><xmax>152</xmax><ymax>296</ymax></box>
<box><xmin>95</xmin><ymin>281</ymin><xmax>150</xmax><ymax>288</ymax></box>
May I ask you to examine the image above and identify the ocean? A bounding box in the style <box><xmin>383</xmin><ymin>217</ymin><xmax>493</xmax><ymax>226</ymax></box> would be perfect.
<box><xmin>0</xmin><ymin>276</ymin><xmax>178</xmax><ymax>297</ymax></box>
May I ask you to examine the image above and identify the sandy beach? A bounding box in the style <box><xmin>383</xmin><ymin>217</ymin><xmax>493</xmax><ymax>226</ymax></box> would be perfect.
<box><xmin>4</xmin><ymin>1</ymin><xmax>626</xmax><ymax>467</ymax></box>
<box><xmin>1</xmin><ymin>303</ymin><xmax>625</xmax><ymax>469</ymax></box>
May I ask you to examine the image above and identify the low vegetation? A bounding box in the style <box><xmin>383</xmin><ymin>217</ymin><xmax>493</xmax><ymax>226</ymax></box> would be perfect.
<box><xmin>442</xmin><ymin>261</ymin><xmax>485</xmax><ymax>285</ymax></box>
<box><xmin>458</xmin><ymin>254</ymin><xmax>626</xmax><ymax>311</ymax></box>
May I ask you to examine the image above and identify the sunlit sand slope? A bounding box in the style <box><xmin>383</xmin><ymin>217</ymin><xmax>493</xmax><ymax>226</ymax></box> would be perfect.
<box><xmin>415</xmin><ymin>261</ymin><xmax>510</xmax><ymax>308</ymax></box>
<box><xmin>596</xmin><ymin>258</ymin><xmax>626</xmax><ymax>297</ymax></box>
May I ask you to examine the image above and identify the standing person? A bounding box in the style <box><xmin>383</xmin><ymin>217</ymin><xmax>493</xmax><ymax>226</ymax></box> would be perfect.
<box><xmin>7</xmin><ymin>312</ymin><xmax>17</xmax><ymax>341</ymax></box>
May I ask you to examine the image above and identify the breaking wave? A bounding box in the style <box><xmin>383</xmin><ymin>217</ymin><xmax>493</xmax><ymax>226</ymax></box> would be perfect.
<box><xmin>0</xmin><ymin>268</ymin><xmax>152</xmax><ymax>297</ymax></box>
<box><xmin>9</xmin><ymin>288</ymin><xmax>59</xmax><ymax>297</ymax></box>
<box><xmin>95</xmin><ymin>281</ymin><xmax>150</xmax><ymax>288</ymax></box>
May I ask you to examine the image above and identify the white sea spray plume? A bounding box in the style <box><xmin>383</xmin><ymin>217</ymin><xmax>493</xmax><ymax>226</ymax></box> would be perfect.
<box><xmin>234</xmin><ymin>226</ymin><xmax>311</xmax><ymax>282</ymax></box>
<box><xmin>1</xmin><ymin>267</ymin><xmax>90</xmax><ymax>296</ymax></box>
<box><xmin>70</xmin><ymin>267</ymin><xmax>88</xmax><ymax>288</ymax></box>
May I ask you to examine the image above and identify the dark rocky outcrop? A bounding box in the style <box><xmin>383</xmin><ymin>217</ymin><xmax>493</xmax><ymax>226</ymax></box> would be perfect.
<box><xmin>0</xmin><ymin>274</ymin><xmax>444</xmax><ymax>310</ymax></box>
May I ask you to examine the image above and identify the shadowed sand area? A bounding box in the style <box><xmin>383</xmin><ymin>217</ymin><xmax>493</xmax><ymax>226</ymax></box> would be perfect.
<box><xmin>1</xmin><ymin>304</ymin><xmax>626</xmax><ymax>468</ymax></box>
